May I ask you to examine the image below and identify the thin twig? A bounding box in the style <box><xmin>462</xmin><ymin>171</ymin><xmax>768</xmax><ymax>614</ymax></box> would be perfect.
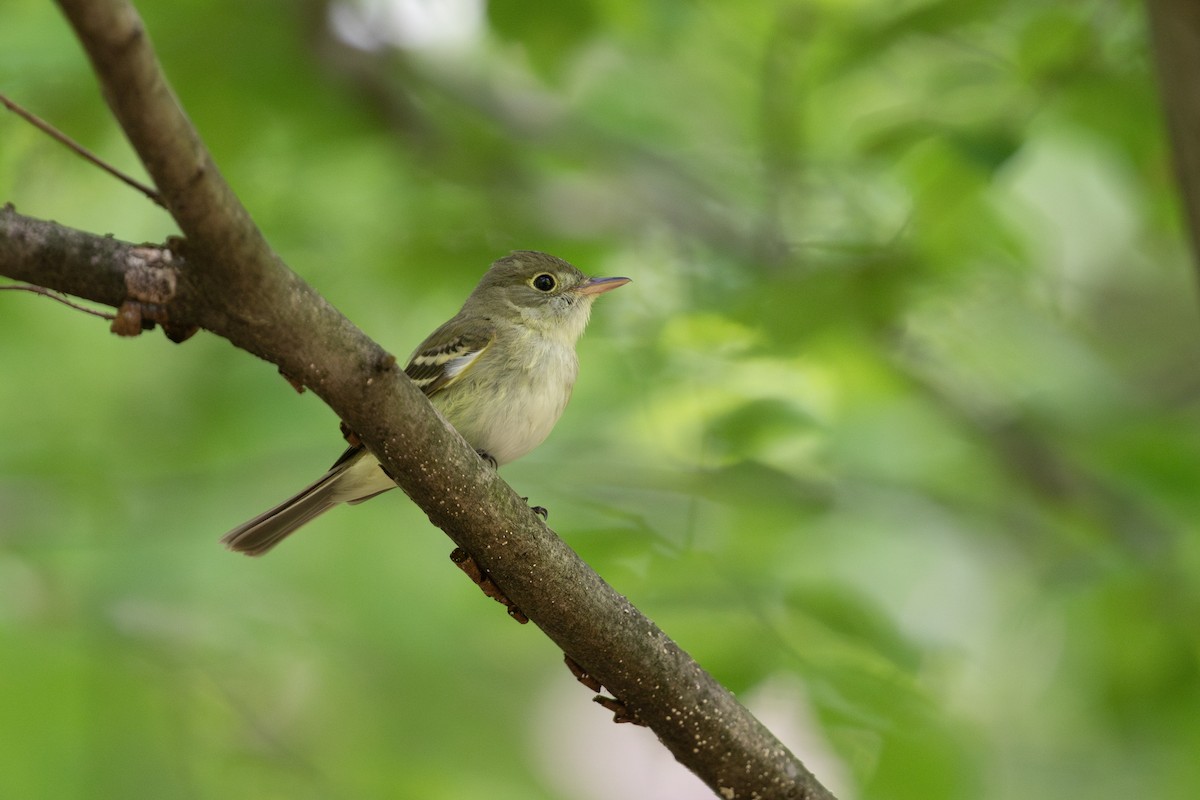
<box><xmin>0</xmin><ymin>92</ymin><xmax>165</xmax><ymax>207</ymax></box>
<box><xmin>0</xmin><ymin>283</ymin><xmax>116</xmax><ymax>320</ymax></box>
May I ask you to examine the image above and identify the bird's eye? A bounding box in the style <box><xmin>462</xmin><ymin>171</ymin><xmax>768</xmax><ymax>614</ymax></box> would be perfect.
<box><xmin>532</xmin><ymin>273</ymin><xmax>557</xmax><ymax>292</ymax></box>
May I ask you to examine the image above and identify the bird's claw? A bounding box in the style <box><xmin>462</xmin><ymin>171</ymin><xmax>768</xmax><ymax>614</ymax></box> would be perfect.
<box><xmin>520</xmin><ymin>498</ymin><xmax>549</xmax><ymax>519</ymax></box>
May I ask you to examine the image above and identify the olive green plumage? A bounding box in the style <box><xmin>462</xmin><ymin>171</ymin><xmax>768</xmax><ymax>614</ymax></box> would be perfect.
<box><xmin>221</xmin><ymin>251</ymin><xmax>629</xmax><ymax>556</ymax></box>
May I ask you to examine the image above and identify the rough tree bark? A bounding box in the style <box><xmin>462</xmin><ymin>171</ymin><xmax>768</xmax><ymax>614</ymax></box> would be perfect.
<box><xmin>0</xmin><ymin>1</ymin><xmax>838</xmax><ymax>798</ymax></box>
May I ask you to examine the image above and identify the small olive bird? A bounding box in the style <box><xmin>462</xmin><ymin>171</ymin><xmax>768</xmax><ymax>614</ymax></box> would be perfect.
<box><xmin>221</xmin><ymin>251</ymin><xmax>630</xmax><ymax>555</ymax></box>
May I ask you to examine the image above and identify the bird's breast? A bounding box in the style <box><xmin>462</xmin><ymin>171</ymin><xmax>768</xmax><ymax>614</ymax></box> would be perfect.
<box><xmin>433</xmin><ymin>333</ymin><xmax>579</xmax><ymax>465</ymax></box>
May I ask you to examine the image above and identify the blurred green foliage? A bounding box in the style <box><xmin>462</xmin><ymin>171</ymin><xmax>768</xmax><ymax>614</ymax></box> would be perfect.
<box><xmin>3</xmin><ymin>1</ymin><xmax>1199</xmax><ymax>798</ymax></box>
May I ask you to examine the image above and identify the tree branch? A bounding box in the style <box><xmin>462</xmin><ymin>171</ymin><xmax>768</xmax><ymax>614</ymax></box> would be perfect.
<box><xmin>2</xmin><ymin>2</ymin><xmax>840</xmax><ymax>797</ymax></box>
<box><xmin>0</xmin><ymin>206</ymin><xmax>139</xmax><ymax>308</ymax></box>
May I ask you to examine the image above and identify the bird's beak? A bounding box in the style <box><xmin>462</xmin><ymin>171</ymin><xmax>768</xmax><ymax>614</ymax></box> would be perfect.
<box><xmin>576</xmin><ymin>276</ymin><xmax>631</xmax><ymax>296</ymax></box>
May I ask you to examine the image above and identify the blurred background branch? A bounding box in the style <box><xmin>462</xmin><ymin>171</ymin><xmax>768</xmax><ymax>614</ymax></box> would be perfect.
<box><xmin>1147</xmin><ymin>0</ymin><xmax>1200</xmax><ymax>279</ymax></box>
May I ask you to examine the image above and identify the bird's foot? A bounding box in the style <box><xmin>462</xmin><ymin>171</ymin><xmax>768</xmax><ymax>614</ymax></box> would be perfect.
<box><xmin>521</xmin><ymin>498</ymin><xmax>549</xmax><ymax>519</ymax></box>
<box><xmin>476</xmin><ymin>449</ymin><xmax>498</xmax><ymax>468</ymax></box>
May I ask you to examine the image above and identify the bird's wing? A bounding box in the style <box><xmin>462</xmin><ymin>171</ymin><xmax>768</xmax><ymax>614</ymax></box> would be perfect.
<box><xmin>404</xmin><ymin>321</ymin><xmax>494</xmax><ymax>398</ymax></box>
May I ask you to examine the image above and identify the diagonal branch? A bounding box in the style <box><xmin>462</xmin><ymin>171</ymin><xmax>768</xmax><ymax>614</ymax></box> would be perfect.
<box><xmin>5</xmin><ymin>2</ymin><xmax>840</xmax><ymax>797</ymax></box>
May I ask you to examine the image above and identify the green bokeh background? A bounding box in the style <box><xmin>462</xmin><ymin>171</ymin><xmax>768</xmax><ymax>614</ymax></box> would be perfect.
<box><xmin>3</xmin><ymin>1</ymin><xmax>1199</xmax><ymax>798</ymax></box>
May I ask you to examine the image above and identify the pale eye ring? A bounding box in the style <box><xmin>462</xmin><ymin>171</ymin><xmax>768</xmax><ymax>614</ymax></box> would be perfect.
<box><xmin>532</xmin><ymin>273</ymin><xmax>556</xmax><ymax>292</ymax></box>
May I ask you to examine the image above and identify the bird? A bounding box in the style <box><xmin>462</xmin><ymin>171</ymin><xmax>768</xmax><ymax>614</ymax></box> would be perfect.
<box><xmin>220</xmin><ymin>251</ymin><xmax>630</xmax><ymax>555</ymax></box>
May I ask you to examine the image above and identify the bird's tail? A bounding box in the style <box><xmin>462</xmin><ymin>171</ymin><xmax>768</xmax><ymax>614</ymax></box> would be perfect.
<box><xmin>221</xmin><ymin>446</ymin><xmax>396</xmax><ymax>556</ymax></box>
<box><xmin>220</xmin><ymin>468</ymin><xmax>345</xmax><ymax>556</ymax></box>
